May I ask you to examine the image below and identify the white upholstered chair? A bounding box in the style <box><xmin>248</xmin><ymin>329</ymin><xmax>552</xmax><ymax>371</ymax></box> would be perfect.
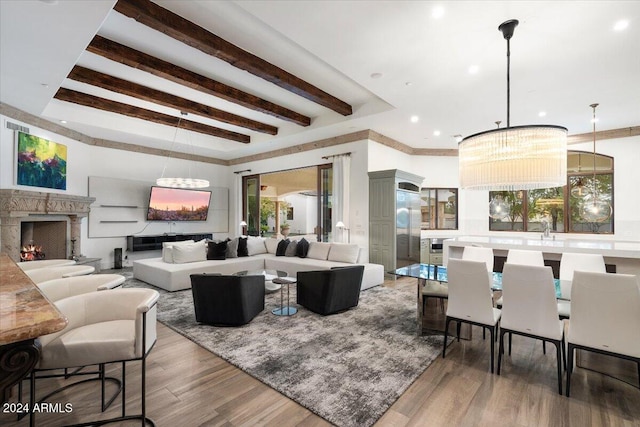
<box><xmin>421</xmin><ymin>281</ymin><xmax>448</xmax><ymax>313</ymax></box>
<box><xmin>566</xmin><ymin>271</ymin><xmax>640</xmax><ymax>396</ymax></box>
<box><xmin>28</xmin><ymin>288</ymin><xmax>159</xmax><ymax>426</ymax></box>
<box><xmin>25</xmin><ymin>265</ymin><xmax>95</xmax><ymax>283</ymax></box>
<box><xmin>423</xmin><ymin>246</ymin><xmax>495</xmax><ymax>315</ymax></box>
<box><xmin>17</xmin><ymin>259</ymin><xmax>76</xmax><ymax>271</ymax></box>
<box><xmin>462</xmin><ymin>246</ymin><xmax>496</xmax><ymax>339</ymax></box>
<box><xmin>36</xmin><ymin>274</ymin><xmax>125</xmax><ymax>302</ymax></box>
<box><xmin>462</xmin><ymin>246</ymin><xmax>494</xmax><ymax>273</ymax></box>
<box><xmin>496</xmin><ymin>249</ymin><xmax>545</xmax><ymax>308</ymax></box>
<box><xmin>506</xmin><ymin>249</ymin><xmax>544</xmax><ymax>266</ymax></box>
<box><xmin>443</xmin><ymin>259</ymin><xmax>501</xmax><ymax>373</ymax></box>
<box><xmin>497</xmin><ymin>263</ymin><xmax>566</xmax><ymax>394</ymax></box>
<box><xmin>557</xmin><ymin>252</ymin><xmax>606</xmax><ymax>319</ymax></box>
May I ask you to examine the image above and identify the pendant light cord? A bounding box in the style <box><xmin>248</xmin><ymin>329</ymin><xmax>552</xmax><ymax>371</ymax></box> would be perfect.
<box><xmin>506</xmin><ymin>37</ymin><xmax>511</xmax><ymax>127</ymax></box>
<box><xmin>159</xmin><ymin>115</ymin><xmax>184</xmax><ymax>180</ymax></box>
<box><xmin>591</xmin><ymin>103</ymin><xmax>599</xmax><ymax>202</ymax></box>
<box><xmin>499</xmin><ymin>19</ymin><xmax>518</xmax><ymax>128</ymax></box>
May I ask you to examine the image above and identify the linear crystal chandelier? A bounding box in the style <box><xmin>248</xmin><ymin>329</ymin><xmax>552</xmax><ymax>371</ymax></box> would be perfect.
<box><xmin>459</xmin><ymin>19</ymin><xmax>568</xmax><ymax>191</ymax></box>
<box><xmin>157</xmin><ymin>112</ymin><xmax>210</xmax><ymax>189</ymax></box>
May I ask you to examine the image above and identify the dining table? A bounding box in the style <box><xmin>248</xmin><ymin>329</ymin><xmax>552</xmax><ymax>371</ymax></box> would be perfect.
<box><xmin>392</xmin><ymin>263</ymin><xmax>568</xmax><ymax>336</ymax></box>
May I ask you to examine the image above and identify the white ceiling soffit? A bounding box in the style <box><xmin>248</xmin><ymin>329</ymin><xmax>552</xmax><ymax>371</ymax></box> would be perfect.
<box><xmin>1</xmin><ymin>1</ymin><xmax>639</xmax><ymax>161</ymax></box>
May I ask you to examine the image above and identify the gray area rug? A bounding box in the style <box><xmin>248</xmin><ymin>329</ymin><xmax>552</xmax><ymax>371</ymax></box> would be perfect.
<box><xmin>123</xmin><ymin>272</ymin><xmax>444</xmax><ymax>427</ymax></box>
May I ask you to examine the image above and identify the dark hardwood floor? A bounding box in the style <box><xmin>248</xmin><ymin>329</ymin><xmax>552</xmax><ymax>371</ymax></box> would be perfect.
<box><xmin>2</xmin><ymin>277</ymin><xmax>638</xmax><ymax>426</ymax></box>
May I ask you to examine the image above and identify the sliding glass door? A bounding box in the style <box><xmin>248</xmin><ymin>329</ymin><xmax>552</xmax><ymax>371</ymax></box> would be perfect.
<box><xmin>242</xmin><ymin>175</ymin><xmax>260</xmax><ymax>236</ymax></box>
<box><xmin>242</xmin><ymin>165</ymin><xmax>332</xmax><ymax>241</ymax></box>
<box><xmin>318</xmin><ymin>164</ymin><xmax>332</xmax><ymax>242</ymax></box>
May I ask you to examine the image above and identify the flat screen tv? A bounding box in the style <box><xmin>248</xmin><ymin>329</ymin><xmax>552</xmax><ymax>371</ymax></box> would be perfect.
<box><xmin>146</xmin><ymin>186</ymin><xmax>211</xmax><ymax>221</ymax></box>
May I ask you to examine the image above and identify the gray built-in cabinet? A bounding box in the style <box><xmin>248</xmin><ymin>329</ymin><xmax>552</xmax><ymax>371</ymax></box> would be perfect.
<box><xmin>369</xmin><ymin>169</ymin><xmax>425</xmax><ymax>275</ymax></box>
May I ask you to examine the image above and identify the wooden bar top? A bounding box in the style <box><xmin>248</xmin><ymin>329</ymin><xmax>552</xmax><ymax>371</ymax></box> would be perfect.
<box><xmin>0</xmin><ymin>254</ymin><xmax>67</xmax><ymax>345</ymax></box>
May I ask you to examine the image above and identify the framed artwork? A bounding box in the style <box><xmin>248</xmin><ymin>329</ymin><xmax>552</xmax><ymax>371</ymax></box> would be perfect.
<box><xmin>16</xmin><ymin>132</ymin><xmax>67</xmax><ymax>190</ymax></box>
<box><xmin>287</xmin><ymin>207</ymin><xmax>294</xmax><ymax>220</ymax></box>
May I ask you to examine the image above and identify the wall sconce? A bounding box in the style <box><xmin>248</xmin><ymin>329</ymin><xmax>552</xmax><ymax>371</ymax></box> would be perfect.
<box><xmin>335</xmin><ymin>221</ymin><xmax>350</xmax><ymax>243</ymax></box>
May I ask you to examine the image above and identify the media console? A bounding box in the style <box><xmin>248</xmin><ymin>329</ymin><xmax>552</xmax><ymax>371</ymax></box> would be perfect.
<box><xmin>126</xmin><ymin>233</ymin><xmax>213</xmax><ymax>252</ymax></box>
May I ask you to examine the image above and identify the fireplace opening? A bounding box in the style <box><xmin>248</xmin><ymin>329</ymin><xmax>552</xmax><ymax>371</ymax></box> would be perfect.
<box><xmin>20</xmin><ymin>220</ymin><xmax>68</xmax><ymax>261</ymax></box>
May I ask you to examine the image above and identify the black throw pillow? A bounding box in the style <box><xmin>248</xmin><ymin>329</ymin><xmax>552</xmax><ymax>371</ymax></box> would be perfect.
<box><xmin>296</xmin><ymin>237</ymin><xmax>310</xmax><ymax>258</ymax></box>
<box><xmin>276</xmin><ymin>239</ymin><xmax>290</xmax><ymax>256</ymax></box>
<box><xmin>237</xmin><ymin>236</ymin><xmax>249</xmax><ymax>257</ymax></box>
<box><xmin>207</xmin><ymin>240</ymin><xmax>227</xmax><ymax>260</ymax></box>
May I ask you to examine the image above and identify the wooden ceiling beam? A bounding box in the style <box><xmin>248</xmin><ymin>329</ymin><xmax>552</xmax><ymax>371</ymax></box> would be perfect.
<box><xmin>67</xmin><ymin>65</ymin><xmax>277</xmax><ymax>135</ymax></box>
<box><xmin>87</xmin><ymin>35</ymin><xmax>311</xmax><ymax>127</ymax></box>
<box><xmin>54</xmin><ymin>88</ymin><xmax>250</xmax><ymax>144</ymax></box>
<box><xmin>113</xmin><ymin>0</ymin><xmax>353</xmax><ymax>116</ymax></box>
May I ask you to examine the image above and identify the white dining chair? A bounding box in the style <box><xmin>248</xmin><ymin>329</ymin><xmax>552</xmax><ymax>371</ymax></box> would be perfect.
<box><xmin>462</xmin><ymin>246</ymin><xmax>494</xmax><ymax>273</ymax></box>
<box><xmin>557</xmin><ymin>252</ymin><xmax>606</xmax><ymax>319</ymax></box>
<box><xmin>498</xmin><ymin>263</ymin><xmax>565</xmax><ymax>394</ymax></box>
<box><xmin>566</xmin><ymin>271</ymin><xmax>640</xmax><ymax>396</ymax></box>
<box><xmin>443</xmin><ymin>258</ymin><xmax>501</xmax><ymax>373</ymax></box>
<box><xmin>506</xmin><ymin>249</ymin><xmax>544</xmax><ymax>266</ymax></box>
<box><xmin>496</xmin><ymin>249</ymin><xmax>545</xmax><ymax>308</ymax></box>
<box><xmin>424</xmin><ymin>245</ymin><xmax>495</xmax><ymax>319</ymax></box>
<box><xmin>462</xmin><ymin>246</ymin><xmax>496</xmax><ymax>339</ymax></box>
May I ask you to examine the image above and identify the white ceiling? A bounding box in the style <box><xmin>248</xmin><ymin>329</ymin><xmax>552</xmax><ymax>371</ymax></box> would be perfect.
<box><xmin>1</xmin><ymin>1</ymin><xmax>639</xmax><ymax>162</ymax></box>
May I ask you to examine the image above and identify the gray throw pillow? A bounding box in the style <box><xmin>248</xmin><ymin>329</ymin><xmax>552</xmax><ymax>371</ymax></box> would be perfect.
<box><xmin>225</xmin><ymin>237</ymin><xmax>239</xmax><ymax>258</ymax></box>
<box><xmin>285</xmin><ymin>240</ymin><xmax>298</xmax><ymax>257</ymax></box>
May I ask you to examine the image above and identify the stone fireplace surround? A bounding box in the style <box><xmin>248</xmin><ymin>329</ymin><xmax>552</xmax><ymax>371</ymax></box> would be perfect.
<box><xmin>0</xmin><ymin>189</ymin><xmax>95</xmax><ymax>262</ymax></box>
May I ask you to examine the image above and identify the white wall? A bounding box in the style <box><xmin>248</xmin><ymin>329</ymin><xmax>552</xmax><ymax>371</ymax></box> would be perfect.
<box><xmin>0</xmin><ymin>114</ymin><xmax>230</xmax><ymax>268</ymax></box>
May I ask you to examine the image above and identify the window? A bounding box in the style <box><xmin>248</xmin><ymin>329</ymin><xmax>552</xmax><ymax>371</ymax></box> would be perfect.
<box><xmin>420</xmin><ymin>188</ymin><xmax>458</xmax><ymax>230</ymax></box>
<box><xmin>489</xmin><ymin>151</ymin><xmax>613</xmax><ymax>234</ymax></box>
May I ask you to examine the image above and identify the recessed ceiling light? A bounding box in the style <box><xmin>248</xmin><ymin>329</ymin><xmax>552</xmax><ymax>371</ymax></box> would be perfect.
<box><xmin>591</xmin><ymin>118</ymin><xmax>599</xmax><ymax>123</ymax></box>
<box><xmin>433</xmin><ymin>130</ymin><xmax>441</xmax><ymax>136</ymax></box>
<box><xmin>405</xmin><ymin>82</ymin><xmax>413</xmax><ymax>86</ymax></box>
<box><xmin>60</xmin><ymin>120</ymin><xmax>67</xmax><ymax>124</ymax></box>
<box><xmin>613</xmin><ymin>19</ymin><xmax>629</xmax><ymax>31</ymax></box>
<box><xmin>432</xmin><ymin>6</ymin><xmax>445</xmax><ymax>19</ymax></box>
<box><xmin>40</xmin><ymin>83</ymin><xmax>49</xmax><ymax>88</ymax></box>
<box><xmin>410</xmin><ymin>115</ymin><xmax>419</xmax><ymax>123</ymax></box>
<box><xmin>454</xmin><ymin>134</ymin><xmax>463</xmax><ymax>143</ymax></box>
<box><xmin>370</xmin><ymin>72</ymin><xmax>383</xmax><ymax>79</ymax></box>
<box><xmin>538</xmin><ymin>111</ymin><xmax>547</xmax><ymax>117</ymax></box>
<box><xmin>468</xmin><ymin>65</ymin><xmax>479</xmax><ymax>74</ymax></box>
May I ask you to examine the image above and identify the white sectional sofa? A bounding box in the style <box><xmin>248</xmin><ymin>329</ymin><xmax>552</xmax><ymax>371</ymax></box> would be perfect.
<box><xmin>133</xmin><ymin>237</ymin><xmax>385</xmax><ymax>292</ymax></box>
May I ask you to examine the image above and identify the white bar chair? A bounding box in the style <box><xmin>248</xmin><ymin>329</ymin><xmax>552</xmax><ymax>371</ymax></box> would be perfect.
<box><xmin>36</xmin><ymin>274</ymin><xmax>126</xmax><ymax>302</ymax></box>
<box><xmin>28</xmin><ymin>288</ymin><xmax>159</xmax><ymax>426</ymax></box>
<box><xmin>18</xmin><ymin>259</ymin><xmax>76</xmax><ymax>271</ymax></box>
<box><xmin>25</xmin><ymin>265</ymin><xmax>95</xmax><ymax>283</ymax></box>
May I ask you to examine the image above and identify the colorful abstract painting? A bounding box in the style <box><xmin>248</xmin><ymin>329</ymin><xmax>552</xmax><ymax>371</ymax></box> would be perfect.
<box><xmin>17</xmin><ymin>132</ymin><xmax>67</xmax><ymax>190</ymax></box>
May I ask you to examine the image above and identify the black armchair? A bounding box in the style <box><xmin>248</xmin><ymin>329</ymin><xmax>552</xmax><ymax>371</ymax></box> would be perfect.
<box><xmin>190</xmin><ymin>274</ymin><xmax>265</xmax><ymax>326</ymax></box>
<box><xmin>296</xmin><ymin>265</ymin><xmax>365</xmax><ymax>315</ymax></box>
